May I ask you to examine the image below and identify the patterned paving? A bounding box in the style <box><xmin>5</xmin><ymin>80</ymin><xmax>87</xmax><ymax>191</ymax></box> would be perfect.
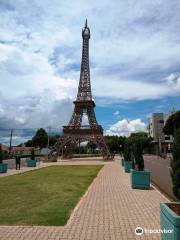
<box><xmin>0</xmin><ymin>159</ymin><xmax>167</xmax><ymax>239</ymax></box>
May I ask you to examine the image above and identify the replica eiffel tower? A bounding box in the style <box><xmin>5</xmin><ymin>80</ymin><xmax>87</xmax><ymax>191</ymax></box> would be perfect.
<box><xmin>49</xmin><ymin>20</ymin><xmax>112</xmax><ymax>161</ymax></box>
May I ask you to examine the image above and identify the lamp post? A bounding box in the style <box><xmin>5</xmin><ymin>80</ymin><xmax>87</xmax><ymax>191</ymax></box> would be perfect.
<box><xmin>119</xmin><ymin>144</ymin><xmax>122</xmax><ymax>156</ymax></box>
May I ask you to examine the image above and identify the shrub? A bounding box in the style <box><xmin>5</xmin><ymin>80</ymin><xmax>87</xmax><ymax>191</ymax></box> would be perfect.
<box><xmin>31</xmin><ymin>148</ymin><xmax>35</xmax><ymax>160</ymax></box>
<box><xmin>171</xmin><ymin>127</ymin><xmax>180</xmax><ymax>200</ymax></box>
<box><xmin>163</xmin><ymin>110</ymin><xmax>180</xmax><ymax>136</ymax></box>
<box><xmin>0</xmin><ymin>144</ymin><xmax>3</xmax><ymax>164</ymax></box>
<box><xmin>123</xmin><ymin>138</ymin><xmax>132</xmax><ymax>161</ymax></box>
<box><xmin>133</xmin><ymin>137</ymin><xmax>144</xmax><ymax>171</ymax></box>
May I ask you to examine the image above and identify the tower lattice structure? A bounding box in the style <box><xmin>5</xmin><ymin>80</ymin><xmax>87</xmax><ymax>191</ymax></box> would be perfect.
<box><xmin>49</xmin><ymin>20</ymin><xmax>112</xmax><ymax>160</ymax></box>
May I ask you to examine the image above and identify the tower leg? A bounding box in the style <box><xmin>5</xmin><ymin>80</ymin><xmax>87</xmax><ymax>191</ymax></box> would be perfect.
<box><xmin>48</xmin><ymin>135</ymin><xmax>112</xmax><ymax>161</ymax></box>
<box><xmin>95</xmin><ymin>135</ymin><xmax>113</xmax><ymax>160</ymax></box>
<box><xmin>48</xmin><ymin>136</ymin><xmax>72</xmax><ymax>161</ymax></box>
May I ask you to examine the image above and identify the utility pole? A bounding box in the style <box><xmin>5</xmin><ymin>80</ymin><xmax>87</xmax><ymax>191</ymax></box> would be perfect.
<box><xmin>9</xmin><ymin>129</ymin><xmax>13</xmax><ymax>155</ymax></box>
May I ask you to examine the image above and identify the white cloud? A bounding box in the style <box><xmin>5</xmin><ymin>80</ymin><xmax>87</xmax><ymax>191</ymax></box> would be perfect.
<box><xmin>106</xmin><ymin>118</ymin><xmax>147</xmax><ymax>137</ymax></box>
<box><xmin>0</xmin><ymin>43</ymin><xmax>76</xmax><ymax>132</ymax></box>
<box><xmin>0</xmin><ymin>43</ymin><xmax>77</xmax><ymax>98</ymax></box>
<box><xmin>113</xmin><ymin>111</ymin><xmax>120</xmax><ymax>116</ymax></box>
<box><xmin>93</xmin><ymin>77</ymin><xmax>177</xmax><ymax>101</ymax></box>
<box><xmin>166</xmin><ymin>73</ymin><xmax>180</xmax><ymax>91</ymax></box>
<box><xmin>1</xmin><ymin>1</ymin><xmax>180</xmax><ymax>103</ymax></box>
<box><xmin>0</xmin><ymin>92</ymin><xmax>73</xmax><ymax>129</ymax></box>
<box><xmin>0</xmin><ymin>0</ymin><xmax>180</xmax><ymax>145</ymax></box>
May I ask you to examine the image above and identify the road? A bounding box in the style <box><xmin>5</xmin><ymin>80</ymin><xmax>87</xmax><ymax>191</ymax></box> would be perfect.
<box><xmin>144</xmin><ymin>154</ymin><xmax>176</xmax><ymax>200</ymax></box>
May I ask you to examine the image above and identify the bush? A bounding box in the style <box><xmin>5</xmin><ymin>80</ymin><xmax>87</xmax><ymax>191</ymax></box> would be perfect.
<box><xmin>163</xmin><ymin>111</ymin><xmax>180</xmax><ymax>136</ymax></box>
<box><xmin>171</xmin><ymin>127</ymin><xmax>180</xmax><ymax>200</ymax></box>
<box><xmin>123</xmin><ymin>138</ymin><xmax>132</xmax><ymax>161</ymax></box>
<box><xmin>31</xmin><ymin>148</ymin><xmax>35</xmax><ymax>160</ymax></box>
<box><xmin>104</xmin><ymin>135</ymin><xmax>125</xmax><ymax>153</ymax></box>
<box><xmin>133</xmin><ymin>137</ymin><xmax>144</xmax><ymax>171</ymax></box>
<box><xmin>0</xmin><ymin>144</ymin><xmax>3</xmax><ymax>164</ymax></box>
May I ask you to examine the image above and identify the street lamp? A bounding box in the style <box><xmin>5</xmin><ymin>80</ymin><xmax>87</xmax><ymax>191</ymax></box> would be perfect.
<box><xmin>119</xmin><ymin>144</ymin><xmax>122</xmax><ymax>156</ymax></box>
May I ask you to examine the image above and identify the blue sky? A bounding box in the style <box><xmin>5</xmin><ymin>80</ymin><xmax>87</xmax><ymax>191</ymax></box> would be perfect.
<box><xmin>0</xmin><ymin>0</ymin><xmax>180</xmax><ymax>145</ymax></box>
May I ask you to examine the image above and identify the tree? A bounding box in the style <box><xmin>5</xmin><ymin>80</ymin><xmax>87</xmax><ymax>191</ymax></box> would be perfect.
<box><xmin>131</xmin><ymin>132</ymin><xmax>152</xmax><ymax>149</ymax></box>
<box><xmin>25</xmin><ymin>134</ymin><xmax>60</xmax><ymax>147</ymax></box>
<box><xmin>163</xmin><ymin>111</ymin><xmax>180</xmax><ymax>136</ymax></box>
<box><xmin>0</xmin><ymin>144</ymin><xmax>3</xmax><ymax>164</ymax></box>
<box><xmin>32</xmin><ymin>128</ymin><xmax>48</xmax><ymax>149</ymax></box>
<box><xmin>49</xmin><ymin>135</ymin><xmax>60</xmax><ymax>147</ymax></box>
<box><xmin>171</xmin><ymin>127</ymin><xmax>180</xmax><ymax>200</ymax></box>
<box><xmin>104</xmin><ymin>135</ymin><xmax>126</xmax><ymax>153</ymax></box>
<box><xmin>25</xmin><ymin>140</ymin><xmax>33</xmax><ymax>147</ymax></box>
<box><xmin>123</xmin><ymin>138</ymin><xmax>132</xmax><ymax>161</ymax></box>
<box><xmin>133</xmin><ymin>137</ymin><xmax>144</xmax><ymax>171</ymax></box>
<box><xmin>31</xmin><ymin>148</ymin><xmax>35</xmax><ymax>160</ymax></box>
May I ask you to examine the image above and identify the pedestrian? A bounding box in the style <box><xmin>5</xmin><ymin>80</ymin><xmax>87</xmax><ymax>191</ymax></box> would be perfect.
<box><xmin>15</xmin><ymin>156</ymin><xmax>21</xmax><ymax>170</ymax></box>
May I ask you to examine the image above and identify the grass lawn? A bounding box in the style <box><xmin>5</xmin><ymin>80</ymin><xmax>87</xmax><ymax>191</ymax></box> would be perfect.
<box><xmin>0</xmin><ymin>165</ymin><xmax>102</xmax><ymax>226</ymax></box>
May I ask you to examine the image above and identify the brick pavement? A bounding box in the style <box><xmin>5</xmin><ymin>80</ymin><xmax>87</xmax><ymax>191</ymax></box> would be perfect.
<box><xmin>0</xmin><ymin>159</ymin><xmax>167</xmax><ymax>240</ymax></box>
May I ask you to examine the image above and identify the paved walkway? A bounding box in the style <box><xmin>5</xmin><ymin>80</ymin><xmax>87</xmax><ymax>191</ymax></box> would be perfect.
<box><xmin>0</xmin><ymin>159</ymin><xmax>167</xmax><ymax>240</ymax></box>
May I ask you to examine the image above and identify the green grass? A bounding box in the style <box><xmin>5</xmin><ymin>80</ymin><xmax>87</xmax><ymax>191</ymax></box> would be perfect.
<box><xmin>0</xmin><ymin>165</ymin><xmax>102</xmax><ymax>226</ymax></box>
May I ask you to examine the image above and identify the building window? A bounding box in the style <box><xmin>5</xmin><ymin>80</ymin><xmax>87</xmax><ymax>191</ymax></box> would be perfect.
<box><xmin>159</xmin><ymin>120</ymin><xmax>164</xmax><ymax>124</ymax></box>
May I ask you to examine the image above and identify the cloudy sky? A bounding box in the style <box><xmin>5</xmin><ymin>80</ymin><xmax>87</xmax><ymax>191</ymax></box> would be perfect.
<box><xmin>0</xmin><ymin>0</ymin><xmax>180</xmax><ymax>145</ymax></box>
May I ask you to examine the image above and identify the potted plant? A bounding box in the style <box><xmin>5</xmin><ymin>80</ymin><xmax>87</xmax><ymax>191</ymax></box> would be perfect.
<box><xmin>0</xmin><ymin>144</ymin><xmax>8</xmax><ymax>173</ymax></box>
<box><xmin>130</xmin><ymin>137</ymin><xmax>150</xmax><ymax>189</ymax></box>
<box><xmin>123</xmin><ymin>139</ymin><xmax>133</xmax><ymax>173</ymax></box>
<box><xmin>27</xmin><ymin>148</ymin><xmax>37</xmax><ymax>167</ymax></box>
<box><xmin>160</xmin><ymin>127</ymin><xmax>180</xmax><ymax>240</ymax></box>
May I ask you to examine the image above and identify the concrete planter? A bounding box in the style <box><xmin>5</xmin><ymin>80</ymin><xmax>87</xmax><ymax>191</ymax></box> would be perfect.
<box><xmin>121</xmin><ymin>158</ymin><xmax>124</xmax><ymax>166</ymax></box>
<box><xmin>160</xmin><ymin>202</ymin><xmax>180</xmax><ymax>240</ymax></box>
<box><xmin>131</xmin><ymin>169</ymin><xmax>150</xmax><ymax>189</ymax></box>
<box><xmin>27</xmin><ymin>159</ymin><xmax>37</xmax><ymax>167</ymax></box>
<box><xmin>0</xmin><ymin>163</ymin><xmax>8</xmax><ymax>173</ymax></box>
<box><xmin>124</xmin><ymin>161</ymin><xmax>132</xmax><ymax>173</ymax></box>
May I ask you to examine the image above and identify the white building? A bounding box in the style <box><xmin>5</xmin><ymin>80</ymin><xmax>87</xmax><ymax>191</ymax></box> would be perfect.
<box><xmin>148</xmin><ymin>112</ymin><xmax>173</xmax><ymax>155</ymax></box>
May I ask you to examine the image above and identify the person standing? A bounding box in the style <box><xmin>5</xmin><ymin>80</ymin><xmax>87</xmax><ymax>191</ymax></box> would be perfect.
<box><xmin>15</xmin><ymin>156</ymin><xmax>21</xmax><ymax>170</ymax></box>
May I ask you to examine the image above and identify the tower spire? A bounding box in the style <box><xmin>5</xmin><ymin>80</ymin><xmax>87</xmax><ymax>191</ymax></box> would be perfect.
<box><xmin>78</xmin><ymin>20</ymin><xmax>91</xmax><ymax>101</ymax></box>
